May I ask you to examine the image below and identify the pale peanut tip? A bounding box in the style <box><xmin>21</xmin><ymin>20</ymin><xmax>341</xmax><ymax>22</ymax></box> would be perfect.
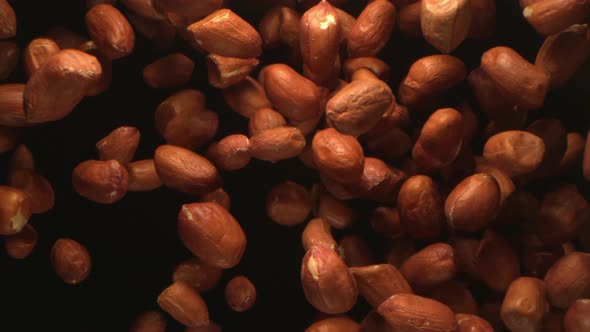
<box><xmin>320</xmin><ymin>14</ymin><xmax>336</xmax><ymax>30</ymax></box>
<box><xmin>307</xmin><ymin>255</ymin><xmax>320</xmax><ymax>280</ymax></box>
<box><xmin>523</xmin><ymin>7</ymin><xmax>533</xmax><ymax>18</ymax></box>
<box><xmin>10</xmin><ymin>208</ymin><xmax>28</xmax><ymax>233</ymax></box>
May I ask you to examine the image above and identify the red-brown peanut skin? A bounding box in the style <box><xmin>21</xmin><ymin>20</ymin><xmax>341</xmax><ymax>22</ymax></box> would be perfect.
<box><xmin>312</xmin><ymin>128</ymin><xmax>364</xmax><ymax>183</ymax></box>
<box><xmin>305</xmin><ymin>317</ymin><xmax>360</xmax><ymax>332</ymax></box>
<box><xmin>456</xmin><ymin>314</ymin><xmax>494</xmax><ymax>332</ymax></box>
<box><xmin>400</xmin><ymin>243</ymin><xmax>456</xmax><ymax>290</ymax></box>
<box><xmin>0</xmin><ymin>0</ymin><xmax>16</xmax><ymax>39</ymax></box>
<box><xmin>153</xmin><ymin>0</ymin><xmax>222</xmax><ymax>22</ymax></box>
<box><xmin>262</xmin><ymin>64</ymin><xmax>325</xmax><ymax>121</ymax></box>
<box><xmin>350</xmin><ymin>264</ymin><xmax>413</xmax><ymax>308</ymax></box>
<box><xmin>143</xmin><ymin>53</ymin><xmax>195</xmax><ymax>89</ymax></box>
<box><xmin>5</xmin><ymin>224</ymin><xmax>37</xmax><ymax>259</ymax></box>
<box><xmin>523</xmin><ymin>0</ymin><xmax>590</xmax><ymax>36</ymax></box>
<box><xmin>0</xmin><ymin>186</ymin><xmax>32</xmax><ymax>236</ymax></box>
<box><xmin>8</xmin><ymin>168</ymin><xmax>55</xmax><ymax>214</ymax></box>
<box><xmin>377</xmin><ymin>293</ymin><xmax>459</xmax><ymax>332</ymax></box>
<box><xmin>0</xmin><ymin>84</ymin><xmax>29</xmax><ymax>127</ymax></box>
<box><xmin>301</xmin><ymin>245</ymin><xmax>358</xmax><ymax>314</ymax></box>
<box><xmin>0</xmin><ymin>41</ymin><xmax>18</xmax><ymax>81</ymax></box>
<box><xmin>266</xmin><ymin>181</ymin><xmax>311</xmax><ymax>226</ymax></box>
<box><xmin>206</xmin><ymin>134</ymin><xmax>251</xmax><ymax>172</ymax></box>
<box><xmin>172</xmin><ymin>258</ymin><xmax>223</xmax><ymax>292</ymax></box>
<box><xmin>326</xmin><ymin>79</ymin><xmax>394</xmax><ymax>136</ymax></box>
<box><xmin>397</xmin><ymin>175</ymin><xmax>445</xmax><ymax>241</ymax></box>
<box><xmin>302</xmin><ymin>218</ymin><xmax>337</xmax><ymax>251</ymax></box>
<box><xmin>223</xmin><ymin>77</ymin><xmax>272</xmax><ymax>118</ymax></box>
<box><xmin>370</xmin><ymin>206</ymin><xmax>404</xmax><ymax>239</ymax></box>
<box><xmin>412</xmin><ymin>108</ymin><xmax>464</xmax><ymax>172</ymax></box>
<box><xmin>444</xmin><ymin>173</ymin><xmax>501</xmax><ymax>233</ymax></box>
<box><xmin>155</xmin><ymin>89</ymin><xmax>219</xmax><ymax>150</ymax></box>
<box><xmin>427</xmin><ymin>281</ymin><xmax>478</xmax><ymax>315</ymax></box>
<box><xmin>348</xmin><ymin>0</ymin><xmax>396</xmax><ymax>58</ymax></box>
<box><xmin>72</xmin><ymin>160</ymin><xmax>129</xmax><ymax>204</ymax></box>
<box><xmin>480</xmin><ymin>46</ymin><xmax>549</xmax><ymax>110</ymax></box>
<box><xmin>225</xmin><ymin>276</ymin><xmax>256</xmax><ymax>312</ymax></box>
<box><xmin>153</xmin><ymin>145</ymin><xmax>221</xmax><ymax>196</ymax></box>
<box><xmin>50</xmin><ymin>238</ymin><xmax>92</xmax><ymax>284</ymax></box>
<box><xmin>85</xmin><ymin>4</ymin><xmax>135</xmax><ymax>60</ymax></box>
<box><xmin>312</xmin><ymin>184</ymin><xmax>357</xmax><ymax>230</ymax></box>
<box><xmin>248</xmin><ymin>126</ymin><xmax>306</xmax><ymax>162</ymax></box>
<box><xmin>398</xmin><ymin>55</ymin><xmax>466</xmax><ymax>109</ymax></box>
<box><xmin>536</xmin><ymin>24</ymin><xmax>590</xmax><ymax>89</ymax></box>
<box><xmin>128</xmin><ymin>159</ymin><xmax>162</xmax><ymax>192</ymax></box>
<box><xmin>24</xmin><ymin>50</ymin><xmax>102</xmax><ymax>124</ymax></box>
<box><xmin>187</xmin><ymin>9</ymin><xmax>262</xmax><ymax>59</ymax></box>
<box><xmin>500</xmin><ymin>277</ymin><xmax>548</xmax><ymax>332</ymax></box>
<box><xmin>178</xmin><ymin>202</ymin><xmax>246</xmax><ymax>269</ymax></box>
<box><xmin>564</xmin><ymin>299</ymin><xmax>590</xmax><ymax>332</ymax></box>
<box><xmin>483</xmin><ymin>130</ymin><xmax>545</xmax><ymax>177</ymax></box>
<box><xmin>300</xmin><ymin>1</ymin><xmax>341</xmax><ymax>83</ymax></box>
<box><xmin>449</xmin><ymin>236</ymin><xmax>480</xmax><ymax>280</ymax></box>
<box><xmin>248</xmin><ymin>108</ymin><xmax>287</xmax><ymax>136</ymax></box>
<box><xmin>544</xmin><ymin>252</ymin><xmax>590</xmax><ymax>309</ymax></box>
<box><xmin>536</xmin><ymin>184</ymin><xmax>590</xmax><ymax>246</ymax></box>
<box><xmin>157</xmin><ymin>281</ymin><xmax>209</xmax><ymax>328</ymax></box>
<box><xmin>96</xmin><ymin>126</ymin><xmax>140</xmax><ymax>165</ymax></box>
<box><xmin>477</xmin><ymin>230</ymin><xmax>520</xmax><ymax>293</ymax></box>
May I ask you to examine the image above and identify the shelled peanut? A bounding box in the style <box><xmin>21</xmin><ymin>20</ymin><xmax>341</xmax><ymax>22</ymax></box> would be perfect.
<box><xmin>1</xmin><ymin>0</ymin><xmax>590</xmax><ymax>331</ymax></box>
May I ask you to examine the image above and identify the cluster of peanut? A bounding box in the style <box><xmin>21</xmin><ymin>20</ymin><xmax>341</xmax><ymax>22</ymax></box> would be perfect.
<box><xmin>1</xmin><ymin>0</ymin><xmax>590</xmax><ymax>331</ymax></box>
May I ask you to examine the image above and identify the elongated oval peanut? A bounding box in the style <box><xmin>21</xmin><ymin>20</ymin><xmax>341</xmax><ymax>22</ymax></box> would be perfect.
<box><xmin>301</xmin><ymin>245</ymin><xmax>358</xmax><ymax>314</ymax></box>
<box><xmin>24</xmin><ymin>50</ymin><xmax>102</xmax><ymax>124</ymax></box>
<box><xmin>300</xmin><ymin>1</ymin><xmax>341</xmax><ymax>85</ymax></box>
<box><xmin>187</xmin><ymin>9</ymin><xmax>262</xmax><ymax>59</ymax></box>
<box><xmin>397</xmin><ymin>175</ymin><xmax>444</xmax><ymax>240</ymax></box>
<box><xmin>377</xmin><ymin>293</ymin><xmax>458</xmax><ymax>332</ymax></box>
<box><xmin>400</xmin><ymin>243</ymin><xmax>456</xmax><ymax>290</ymax></box>
<box><xmin>350</xmin><ymin>264</ymin><xmax>413</xmax><ymax>308</ymax></box>
<box><xmin>413</xmin><ymin>108</ymin><xmax>464</xmax><ymax>172</ymax></box>
<box><xmin>225</xmin><ymin>276</ymin><xmax>256</xmax><ymax>312</ymax></box>
<box><xmin>398</xmin><ymin>55</ymin><xmax>466</xmax><ymax>109</ymax></box>
<box><xmin>249</xmin><ymin>126</ymin><xmax>306</xmax><ymax>162</ymax></box>
<box><xmin>5</xmin><ymin>224</ymin><xmax>37</xmax><ymax>259</ymax></box>
<box><xmin>523</xmin><ymin>0</ymin><xmax>590</xmax><ymax>36</ymax></box>
<box><xmin>262</xmin><ymin>64</ymin><xmax>325</xmax><ymax>121</ymax></box>
<box><xmin>445</xmin><ymin>173</ymin><xmax>501</xmax><ymax>232</ymax></box>
<box><xmin>158</xmin><ymin>281</ymin><xmax>209</xmax><ymax>327</ymax></box>
<box><xmin>178</xmin><ymin>202</ymin><xmax>246</xmax><ymax>269</ymax></box>
<box><xmin>480</xmin><ymin>46</ymin><xmax>549</xmax><ymax>110</ymax></box>
<box><xmin>312</xmin><ymin>128</ymin><xmax>364</xmax><ymax>183</ymax></box>
<box><xmin>154</xmin><ymin>145</ymin><xmax>221</xmax><ymax>195</ymax></box>
<box><xmin>348</xmin><ymin>0</ymin><xmax>396</xmax><ymax>57</ymax></box>
<box><xmin>326</xmin><ymin>79</ymin><xmax>394</xmax><ymax>136</ymax></box>
<box><xmin>223</xmin><ymin>76</ymin><xmax>271</xmax><ymax>118</ymax></box>
<box><xmin>86</xmin><ymin>4</ymin><xmax>135</xmax><ymax>59</ymax></box>
<box><xmin>456</xmin><ymin>314</ymin><xmax>494</xmax><ymax>332</ymax></box>
<box><xmin>536</xmin><ymin>24</ymin><xmax>590</xmax><ymax>89</ymax></box>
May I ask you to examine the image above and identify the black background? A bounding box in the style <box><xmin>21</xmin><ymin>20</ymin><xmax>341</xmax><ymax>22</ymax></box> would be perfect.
<box><xmin>0</xmin><ymin>0</ymin><xmax>589</xmax><ymax>331</ymax></box>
